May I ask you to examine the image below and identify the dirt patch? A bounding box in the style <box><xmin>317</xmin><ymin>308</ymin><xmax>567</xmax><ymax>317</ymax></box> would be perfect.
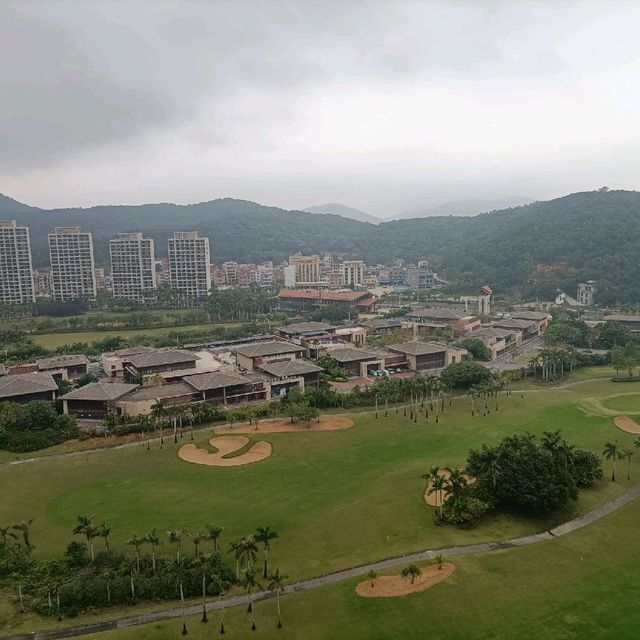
<box><xmin>424</xmin><ymin>469</ymin><xmax>475</xmax><ymax>507</ymax></box>
<box><xmin>178</xmin><ymin>436</ymin><xmax>272</xmax><ymax>467</ymax></box>
<box><xmin>218</xmin><ymin>415</ymin><xmax>354</xmax><ymax>434</ymax></box>
<box><xmin>613</xmin><ymin>416</ymin><xmax>640</xmax><ymax>435</ymax></box>
<box><xmin>356</xmin><ymin>563</ymin><xmax>455</xmax><ymax>597</ymax></box>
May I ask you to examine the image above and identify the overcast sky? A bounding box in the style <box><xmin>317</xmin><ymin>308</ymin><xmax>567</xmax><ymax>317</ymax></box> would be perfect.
<box><xmin>2</xmin><ymin>1</ymin><xmax>640</xmax><ymax>216</ymax></box>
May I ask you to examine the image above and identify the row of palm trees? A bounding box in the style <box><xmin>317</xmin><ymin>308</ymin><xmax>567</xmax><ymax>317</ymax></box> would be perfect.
<box><xmin>527</xmin><ymin>346</ymin><xmax>579</xmax><ymax>382</ymax></box>
<box><xmin>72</xmin><ymin>516</ymin><xmax>286</xmax><ymax>632</ymax></box>
<box><xmin>602</xmin><ymin>439</ymin><xmax>640</xmax><ymax>481</ymax></box>
<box><xmin>467</xmin><ymin>377</ymin><xmax>510</xmax><ymax>416</ymax></box>
<box><xmin>422</xmin><ymin>466</ymin><xmax>469</xmax><ymax>518</ymax></box>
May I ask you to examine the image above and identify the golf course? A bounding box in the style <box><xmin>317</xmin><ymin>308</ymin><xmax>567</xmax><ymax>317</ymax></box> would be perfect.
<box><xmin>1</xmin><ymin>373</ymin><xmax>640</xmax><ymax>638</ymax></box>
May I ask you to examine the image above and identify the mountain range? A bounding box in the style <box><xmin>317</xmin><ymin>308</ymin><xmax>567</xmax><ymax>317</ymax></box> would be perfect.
<box><xmin>0</xmin><ymin>189</ymin><xmax>638</xmax><ymax>305</ymax></box>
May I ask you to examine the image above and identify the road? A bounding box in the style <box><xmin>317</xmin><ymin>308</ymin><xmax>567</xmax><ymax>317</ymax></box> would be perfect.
<box><xmin>486</xmin><ymin>334</ymin><xmax>544</xmax><ymax>372</ymax></box>
<box><xmin>6</xmin><ymin>482</ymin><xmax>640</xmax><ymax>640</ymax></box>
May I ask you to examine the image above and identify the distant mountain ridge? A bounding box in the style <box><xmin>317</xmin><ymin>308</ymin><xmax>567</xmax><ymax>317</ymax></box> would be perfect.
<box><xmin>1</xmin><ymin>189</ymin><xmax>639</xmax><ymax>305</ymax></box>
<box><xmin>392</xmin><ymin>196</ymin><xmax>533</xmax><ymax>219</ymax></box>
<box><xmin>303</xmin><ymin>203</ymin><xmax>381</xmax><ymax>224</ymax></box>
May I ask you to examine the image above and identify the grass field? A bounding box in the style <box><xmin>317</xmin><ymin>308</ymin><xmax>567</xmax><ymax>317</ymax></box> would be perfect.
<box><xmin>94</xmin><ymin>495</ymin><xmax>640</xmax><ymax>640</ymax></box>
<box><xmin>1</xmin><ymin>377</ymin><xmax>639</xmax><ymax>637</ymax></box>
<box><xmin>31</xmin><ymin>323</ymin><xmax>242</xmax><ymax>349</ymax></box>
<box><xmin>602</xmin><ymin>393</ymin><xmax>640</xmax><ymax>413</ymax></box>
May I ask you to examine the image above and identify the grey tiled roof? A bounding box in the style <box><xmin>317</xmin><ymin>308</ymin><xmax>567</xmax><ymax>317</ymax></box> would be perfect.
<box><xmin>407</xmin><ymin>307</ymin><xmax>464</xmax><ymax>320</ymax></box>
<box><xmin>0</xmin><ymin>372</ymin><xmax>58</xmax><ymax>399</ymax></box>
<box><xmin>327</xmin><ymin>347</ymin><xmax>381</xmax><ymax>363</ymax></box>
<box><xmin>60</xmin><ymin>382</ymin><xmax>138</xmax><ymax>402</ymax></box>
<box><xmin>234</xmin><ymin>342</ymin><xmax>305</xmax><ymax>358</ymax></box>
<box><xmin>511</xmin><ymin>311</ymin><xmax>549</xmax><ymax>321</ymax></box>
<box><xmin>121</xmin><ymin>382</ymin><xmax>196</xmax><ymax>402</ymax></box>
<box><xmin>258</xmin><ymin>359</ymin><xmax>324</xmax><ymax>378</ymax></box>
<box><xmin>127</xmin><ymin>349</ymin><xmax>200</xmax><ymax>369</ymax></box>
<box><xmin>37</xmin><ymin>354</ymin><xmax>89</xmax><ymax>370</ymax></box>
<box><xmin>387</xmin><ymin>342</ymin><xmax>449</xmax><ymax>356</ymax></box>
<box><xmin>183</xmin><ymin>371</ymin><xmax>251</xmax><ymax>391</ymax></box>
<box><xmin>277</xmin><ymin>321</ymin><xmax>336</xmax><ymax>335</ymax></box>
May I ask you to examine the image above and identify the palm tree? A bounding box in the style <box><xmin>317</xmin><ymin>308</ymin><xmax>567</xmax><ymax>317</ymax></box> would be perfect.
<box><xmin>145</xmin><ymin>529</ymin><xmax>161</xmax><ymax>574</ymax></box>
<box><xmin>237</xmin><ymin>535</ymin><xmax>258</xmax><ymax>572</ymax></box>
<box><xmin>255</xmin><ymin>526</ymin><xmax>278</xmax><ymax>578</ymax></box>
<box><xmin>603</xmin><ymin>441</ymin><xmax>621</xmax><ymax>481</ymax></box>
<box><xmin>623</xmin><ymin>448</ymin><xmax>635</xmax><ymax>480</ymax></box>
<box><xmin>205</xmin><ymin>524</ymin><xmax>223</xmax><ymax>553</ymax></box>
<box><xmin>98</xmin><ymin>522</ymin><xmax>112</xmax><ymax>550</ymax></box>
<box><xmin>229</xmin><ymin>539</ymin><xmax>242</xmax><ymax>582</ymax></box>
<box><xmin>433</xmin><ymin>554</ymin><xmax>445</xmax><ymax>570</ymax></box>
<box><xmin>151</xmin><ymin>399</ymin><xmax>167</xmax><ymax>445</ymax></box>
<box><xmin>365</xmin><ymin>569</ymin><xmax>377</xmax><ymax>588</ymax></box>
<box><xmin>194</xmin><ymin>553</ymin><xmax>212</xmax><ymax>623</ymax></box>
<box><xmin>11</xmin><ymin>519</ymin><xmax>34</xmax><ymax>550</ymax></box>
<box><xmin>268</xmin><ymin>568</ymin><xmax>287</xmax><ymax>628</ymax></box>
<box><xmin>444</xmin><ymin>467</ymin><xmax>468</xmax><ymax>501</ymax></box>
<box><xmin>241</xmin><ymin>568</ymin><xmax>261</xmax><ymax>627</ymax></box>
<box><xmin>73</xmin><ymin>515</ymin><xmax>98</xmax><ymax>561</ymax></box>
<box><xmin>190</xmin><ymin>531</ymin><xmax>205</xmax><ymax>558</ymax></box>
<box><xmin>400</xmin><ymin>564</ymin><xmax>421</xmax><ymax>584</ymax></box>
<box><xmin>172</xmin><ymin>558</ymin><xmax>189</xmax><ymax>635</ymax></box>
<box><xmin>0</xmin><ymin>525</ymin><xmax>17</xmax><ymax>547</ymax></box>
<box><xmin>126</xmin><ymin>534</ymin><xmax>145</xmax><ymax>572</ymax></box>
<box><xmin>102</xmin><ymin>567</ymin><xmax>115</xmax><ymax>605</ymax></box>
<box><xmin>168</xmin><ymin>530</ymin><xmax>187</xmax><ymax>562</ymax></box>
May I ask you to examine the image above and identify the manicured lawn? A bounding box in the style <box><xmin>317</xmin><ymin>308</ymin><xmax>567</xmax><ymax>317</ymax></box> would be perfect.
<box><xmin>32</xmin><ymin>323</ymin><xmax>242</xmax><ymax>349</ymax></box>
<box><xmin>1</xmin><ymin>381</ymin><xmax>636</xmax><ymax>576</ymax></box>
<box><xmin>95</xmin><ymin>495</ymin><xmax>640</xmax><ymax>640</ymax></box>
<box><xmin>602</xmin><ymin>393</ymin><xmax>640</xmax><ymax>413</ymax></box>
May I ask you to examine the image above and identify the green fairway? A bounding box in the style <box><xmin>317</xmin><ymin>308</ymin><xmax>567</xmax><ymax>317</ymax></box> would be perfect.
<box><xmin>31</xmin><ymin>323</ymin><xmax>242</xmax><ymax>349</ymax></box>
<box><xmin>94</xmin><ymin>494</ymin><xmax>640</xmax><ymax>640</ymax></box>
<box><xmin>1</xmin><ymin>378</ymin><xmax>639</xmax><ymax>637</ymax></box>
<box><xmin>602</xmin><ymin>393</ymin><xmax>640</xmax><ymax>413</ymax></box>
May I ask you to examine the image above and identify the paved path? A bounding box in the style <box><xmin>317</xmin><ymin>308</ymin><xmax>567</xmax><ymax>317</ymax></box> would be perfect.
<box><xmin>6</xmin><ymin>483</ymin><xmax>640</xmax><ymax>640</ymax></box>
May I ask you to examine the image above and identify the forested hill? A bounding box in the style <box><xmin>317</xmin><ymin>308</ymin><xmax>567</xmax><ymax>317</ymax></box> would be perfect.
<box><xmin>1</xmin><ymin>189</ymin><xmax>640</xmax><ymax>304</ymax></box>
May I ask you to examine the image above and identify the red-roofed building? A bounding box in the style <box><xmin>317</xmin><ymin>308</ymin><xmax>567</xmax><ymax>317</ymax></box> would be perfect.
<box><xmin>278</xmin><ymin>288</ymin><xmax>378</xmax><ymax>313</ymax></box>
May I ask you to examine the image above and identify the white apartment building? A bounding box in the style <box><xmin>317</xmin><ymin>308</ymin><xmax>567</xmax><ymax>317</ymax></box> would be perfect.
<box><xmin>250</xmin><ymin>263</ymin><xmax>275</xmax><ymax>288</ymax></box>
<box><xmin>342</xmin><ymin>260</ymin><xmax>365</xmax><ymax>287</ymax></box>
<box><xmin>109</xmin><ymin>232</ymin><xmax>156</xmax><ymax>301</ymax></box>
<box><xmin>0</xmin><ymin>220</ymin><xmax>35</xmax><ymax>304</ymax></box>
<box><xmin>168</xmin><ymin>231</ymin><xmax>211</xmax><ymax>297</ymax></box>
<box><xmin>48</xmin><ymin>227</ymin><xmax>97</xmax><ymax>301</ymax></box>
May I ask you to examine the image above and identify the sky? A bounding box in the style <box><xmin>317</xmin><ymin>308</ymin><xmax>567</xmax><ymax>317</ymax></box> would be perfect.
<box><xmin>2</xmin><ymin>0</ymin><xmax>640</xmax><ymax>217</ymax></box>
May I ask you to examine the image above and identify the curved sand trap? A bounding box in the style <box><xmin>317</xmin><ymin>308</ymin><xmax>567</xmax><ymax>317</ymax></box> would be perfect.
<box><xmin>356</xmin><ymin>563</ymin><xmax>456</xmax><ymax>598</ymax></box>
<box><xmin>178</xmin><ymin>436</ymin><xmax>272</xmax><ymax>467</ymax></box>
<box><xmin>424</xmin><ymin>469</ymin><xmax>475</xmax><ymax>507</ymax></box>
<box><xmin>218</xmin><ymin>415</ymin><xmax>354</xmax><ymax>434</ymax></box>
<box><xmin>613</xmin><ymin>416</ymin><xmax>640</xmax><ymax>435</ymax></box>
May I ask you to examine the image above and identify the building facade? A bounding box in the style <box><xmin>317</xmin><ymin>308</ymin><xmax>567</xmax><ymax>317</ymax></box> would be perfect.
<box><xmin>289</xmin><ymin>254</ymin><xmax>322</xmax><ymax>286</ymax></box>
<box><xmin>577</xmin><ymin>281</ymin><xmax>596</xmax><ymax>306</ymax></box>
<box><xmin>109</xmin><ymin>232</ymin><xmax>156</xmax><ymax>301</ymax></box>
<box><xmin>0</xmin><ymin>220</ymin><xmax>35</xmax><ymax>304</ymax></box>
<box><xmin>168</xmin><ymin>231</ymin><xmax>211</xmax><ymax>297</ymax></box>
<box><xmin>48</xmin><ymin>227</ymin><xmax>97</xmax><ymax>301</ymax></box>
<box><xmin>342</xmin><ymin>260</ymin><xmax>365</xmax><ymax>287</ymax></box>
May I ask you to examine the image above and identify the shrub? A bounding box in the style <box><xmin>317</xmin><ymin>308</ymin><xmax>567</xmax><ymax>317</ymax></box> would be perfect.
<box><xmin>442</xmin><ymin>493</ymin><xmax>490</xmax><ymax>528</ymax></box>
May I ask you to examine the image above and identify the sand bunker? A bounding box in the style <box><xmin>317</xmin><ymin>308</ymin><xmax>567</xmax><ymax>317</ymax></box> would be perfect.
<box><xmin>613</xmin><ymin>416</ymin><xmax>640</xmax><ymax>435</ymax></box>
<box><xmin>356</xmin><ymin>563</ymin><xmax>456</xmax><ymax>598</ymax></box>
<box><xmin>424</xmin><ymin>469</ymin><xmax>475</xmax><ymax>507</ymax></box>
<box><xmin>218</xmin><ymin>415</ymin><xmax>354</xmax><ymax>434</ymax></box>
<box><xmin>178</xmin><ymin>436</ymin><xmax>272</xmax><ymax>467</ymax></box>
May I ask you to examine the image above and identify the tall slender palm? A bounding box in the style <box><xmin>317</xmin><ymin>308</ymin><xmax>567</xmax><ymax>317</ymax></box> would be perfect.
<box><xmin>194</xmin><ymin>553</ymin><xmax>212</xmax><ymax>623</ymax></box>
<box><xmin>0</xmin><ymin>526</ymin><xmax>17</xmax><ymax>547</ymax></box>
<box><xmin>101</xmin><ymin>567</ymin><xmax>115</xmax><ymax>605</ymax></box>
<box><xmin>151</xmin><ymin>399</ymin><xmax>167</xmax><ymax>445</ymax></box>
<box><xmin>73</xmin><ymin>515</ymin><xmax>98</xmax><ymax>561</ymax></box>
<box><xmin>238</xmin><ymin>536</ymin><xmax>259</xmax><ymax>572</ymax></box>
<box><xmin>241</xmin><ymin>568</ymin><xmax>261</xmax><ymax>627</ymax></box>
<box><xmin>603</xmin><ymin>441</ymin><xmax>621</xmax><ymax>481</ymax></box>
<box><xmin>145</xmin><ymin>529</ymin><xmax>161</xmax><ymax>574</ymax></box>
<box><xmin>255</xmin><ymin>526</ymin><xmax>278</xmax><ymax>578</ymax></box>
<box><xmin>623</xmin><ymin>448</ymin><xmax>635</xmax><ymax>480</ymax></box>
<box><xmin>11</xmin><ymin>519</ymin><xmax>34</xmax><ymax>550</ymax></box>
<box><xmin>190</xmin><ymin>531</ymin><xmax>205</xmax><ymax>558</ymax></box>
<box><xmin>444</xmin><ymin>467</ymin><xmax>468</xmax><ymax>501</ymax></box>
<box><xmin>126</xmin><ymin>534</ymin><xmax>145</xmax><ymax>572</ymax></box>
<box><xmin>205</xmin><ymin>524</ymin><xmax>223</xmax><ymax>553</ymax></box>
<box><xmin>430</xmin><ymin>475</ymin><xmax>446</xmax><ymax>519</ymax></box>
<box><xmin>172</xmin><ymin>558</ymin><xmax>189</xmax><ymax>635</ymax></box>
<box><xmin>268</xmin><ymin>568</ymin><xmax>287</xmax><ymax>629</ymax></box>
<box><xmin>229</xmin><ymin>539</ymin><xmax>242</xmax><ymax>582</ymax></box>
<box><xmin>98</xmin><ymin>522</ymin><xmax>112</xmax><ymax>550</ymax></box>
<box><xmin>168</xmin><ymin>530</ymin><xmax>187</xmax><ymax>562</ymax></box>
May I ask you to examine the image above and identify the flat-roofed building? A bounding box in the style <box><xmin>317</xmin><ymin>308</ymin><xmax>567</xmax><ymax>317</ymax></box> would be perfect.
<box><xmin>341</xmin><ymin>260</ymin><xmax>365</xmax><ymax>287</ymax></box>
<box><xmin>603</xmin><ymin>314</ymin><xmax>640</xmax><ymax>333</ymax></box>
<box><xmin>109</xmin><ymin>232</ymin><xmax>156</xmax><ymax>301</ymax></box>
<box><xmin>48</xmin><ymin>227</ymin><xmax>97</xmax><ymax>301</ymax></box>
<box><xmin>289</xmin><ymin>254</ymin><xmax>322</xmax><ymax>286</ymax></box>
<box><xmin>0</xmin><ymin>220</ymin><xmax>35</xmax><ymax>304</ymax></box>
<box><xmin>168</xmin><ymin>231</ymin><xmax>211</xmax><ymax>297</ymax></box>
